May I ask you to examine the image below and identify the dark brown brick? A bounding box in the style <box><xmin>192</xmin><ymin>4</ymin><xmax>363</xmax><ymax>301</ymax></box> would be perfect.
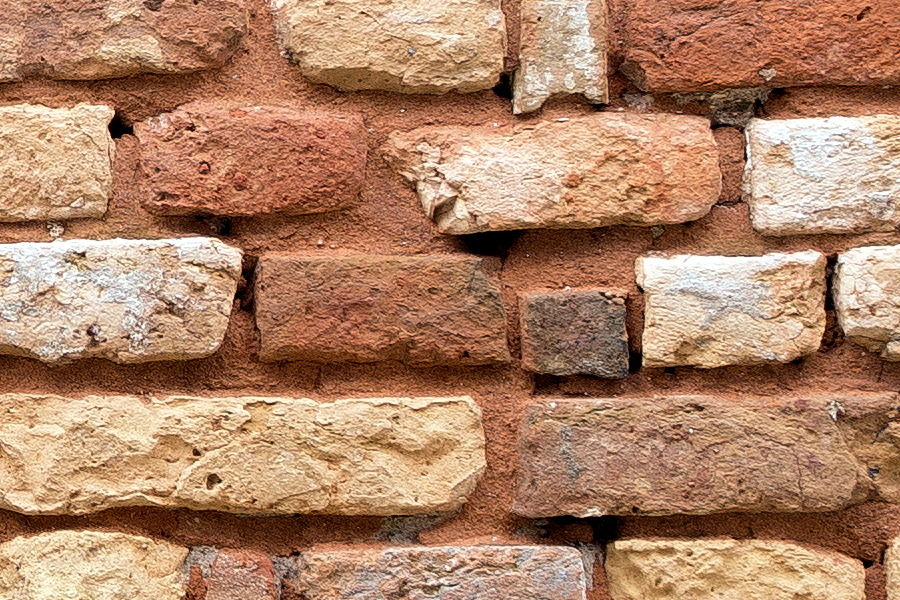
<box><xmin>136</xmin><ymin>103</ymin><xmax>367</xmax><ymax>216</ymax></box>
<box><xmin>255</xmin><ymin>254</ymin><xmax>510</xmax><ymax>366</ymax></box>
<box><xmin>519</xmin><ymin>289</ymin><xmax>628</xmax><ymax>378</ymax></box>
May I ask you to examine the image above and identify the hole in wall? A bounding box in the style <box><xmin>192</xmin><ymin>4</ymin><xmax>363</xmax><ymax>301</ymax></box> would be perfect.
<box><xmin>205</xmin><ymin>473</ymin><xmax>222</xmax><ymax>490</ymax></box>
<box><xmin>492</xmin><ymin>73</ymin><xmax>513</xmax><ymax>100</ymax></box>
<box><xmin>108</xmin><ymin>112</ymin><xmax>134</xmax><ymax>139</ymax></box>
<box><xmin>457</xmin><ymin>230</ymin><xmax>522</xmax><ymax>257</ymax></box>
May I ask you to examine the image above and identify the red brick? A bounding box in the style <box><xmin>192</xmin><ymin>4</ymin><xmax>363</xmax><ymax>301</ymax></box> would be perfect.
<box><xmin>619</xmin><ymin>0</ymin><xmax>900</xmax><ymax>92</ymax></box>
<box><xmin>254</xmin><ymin>254</ymin><xmax>510</xmax><ymax>366</ymax></box>
<box><xmin>135</xmin><ymin>103</ymin><xmax>367</xmax><ymax>216</ymax></box>
<box><xmin>207</xmin><ymin>550</ymin><xmax>277</xmax><ymax>600</ymax></box>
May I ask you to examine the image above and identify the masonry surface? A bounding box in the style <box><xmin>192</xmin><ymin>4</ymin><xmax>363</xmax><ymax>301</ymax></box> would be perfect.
<box><xmin>0</xmin><ymin>0</ymin><xmax>900</xmax><ymax>598</ymax></box>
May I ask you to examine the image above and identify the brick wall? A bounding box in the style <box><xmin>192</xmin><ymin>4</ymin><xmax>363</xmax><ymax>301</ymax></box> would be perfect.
<box><xmin>0</xmin><ymin>0</ymin><xmax>899</xmax><ymax>598</ymax></box>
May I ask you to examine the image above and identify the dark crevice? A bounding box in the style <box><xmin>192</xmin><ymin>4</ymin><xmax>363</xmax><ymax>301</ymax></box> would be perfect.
<box><xmin>236</xmin><ymin>254</ymin><xmax>258</xmax><ymax>312</ymax></box>
<box><xmin>591</xmin><ymin>516</ymin><xmax>619</xmax><ymax>543</ymax></box>
<box><xmin>628</xmin><ymin>350</ymin><xmax>642</xmax><ymax>374</ymax></box>
<box><xmin>492</xmin><ymin>73</ymin><xmax>513</xmax><ymax>100</ymax></box>
<box><xmin>821</xmin><ymin>253</ymin><xmax>845</xmax><ymax>351</ymax></box>
<box><xmin>195</xmin><ymin>215</ymin><xmax>232</xmax><ymax>236</ymax></box>
<box><xmin>457</xmin><ymin>230</ymin><xmax>522</xmax><ymax>258</ymax></box>
<box><xmin>108</xmin><ymin>112</ymin><xmax>134</xmax><ymax>139</ymax></box>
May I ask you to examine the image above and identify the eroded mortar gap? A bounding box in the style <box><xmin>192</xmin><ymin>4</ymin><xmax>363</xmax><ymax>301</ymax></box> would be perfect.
<box><xmin>108</xmin><ymin>111</ymin><xmax>134</xmax><ymax>139</ymax></box>
<box><xmin>821</xmin><ymin>253</ymin><xmax>845</xmax><ymax>351</ymax></box>
<box><xmin>236</xmin><ymin>254</ymin><xmax>258</xmax><ymax>312</ymax></box>
<box><xmin>492</xmin><ymin>73</ymin><xmax>513</xmax><ymax>99</ymax></box>
<box><xmin>457</xmin><ymin>230</ymin><xmax>522</xmax><ymax>258</ymax></box>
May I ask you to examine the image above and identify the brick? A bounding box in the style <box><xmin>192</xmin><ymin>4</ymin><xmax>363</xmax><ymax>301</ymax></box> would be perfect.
<box><xmin>288</xmin><ymin>546</ymin><xmax>588</xmax><ymax>600</ymax></box>
<box><xmin>512</xmin><ymin>0</ymin><xmax>608</xmax><ymax>114</ymax></box>
<box><xmin>0</xmin><ymin>237</ymin><xmax>241</xmax><ymax>364</ymax></box>
<box><xmin>269</xmin><ymin>0</ymin><xmax>505</xmax><ymax>94</ymax></box>
<box><xmin>0</xmin><ymin>394</ymin><xmax>484</xmax><ymax>516</ymax></box>
<box><xmin>207</xmin><ymin>550</ymin><xmax>277</xmax><ymax>600</ymax></box>
<box><xmin>512</xmin><ymin>394</ymin><xmax>900</xmax><ymax>518</ymax></box>
<box><xmin>637</xmin><ymin>251</ymin><xmax>826</xmax><ymax>368</ymax></box>
<box><xmin>834</xmin><ymin>245</ymin><xmax>900</xmax><ymax>360</ymax></box>
<box><xmin>619</xmin><ymin>0</ymin><xmax>900</xmax><ymax>92</ymax></box>
<box><xmin>136</xmin><ymin>103</ymin><xmax>367</xmax><ymax>217</ymax></box>
<box><xmin>255</xmin><ymin>254</ymin><xmax>510</xmax><ymax>365</ymax></box>
<box><xmin>606</xmin><ymin>539</ymin><xmax>865</xmax><ymax>600</ymax></box>
<box><xmin>0</xmin><ymin>530</ymin><xmax>188</xmax><ymax>600</ymax></box>
<box><xmin>0</xmin><ymin>0</ymin><xmax>247</xmax><ymax>81</ymax></box>
<box><xmin>384</xmin><ymin>114</ymin><xmax>721</xmax><ymax>234</ymax></box>
<box><xmin>746</xmin><ymin>116</ymin><xmax>900</xmax><ymax>235</ymax></box>
<box><xmin>887</xmin><ymin>538</ymin><xmax>900</xmax><ymax>600</ymax></box>
<box><xmin>519</xmin><ymin>289</ymin><xmax>628</xmax><ymax>378</ymax></box>
<box><xmin>0</xmin><ymin>104</ymin><xmax>114</xmax><ymax>222</ymax></box>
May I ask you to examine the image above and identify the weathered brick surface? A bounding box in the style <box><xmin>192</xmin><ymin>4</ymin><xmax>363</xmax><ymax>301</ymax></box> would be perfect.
<box><xmin>637</xmin><ymin>251</ymin><xmax>827</xmax><ymax>368</ymax></box>
<box><xmin>0</xmin><ymin>237</ymin><xmax>241</xmax><ymax>364</ymax></box>
<box><xmin>255</xmin><ymin>254</ymin><xmax>510</xmax><ymax>365</ymax></box>
<box><xmin>887</xmin><ymin>538</ymin><xmax>900</xmax><ymax>600</ymax></box>
<box><xmin>269</xmin><ymin>0</ymin><xmax>506</xmax><ymax>93</ymax></box>
<box><xmin>519</xmin><ymin>289</ymin><xmax>628</xmax><ymax>378</ymax></box>
<box><xmin>288</xmin><ymin>546</ymin><xmax>588</xmax><ymax>600</ymax></box>
<box><xmin>513</xmin><ymin>394</ymin><xmax>900</xmax><ymax>518</ymax></box>
<box><xmin>136</xmin><ymin>103</ymin><xmax>367</xmax><ymax>217</ymax></box>
<box><xmin>745</xmin><ymin>116</ymin><xmax>900</xmax><ymax>235</ymax></box>
<box><xmin>207</xmin><ymin>550</ymin><xmax>277</xmax><ymax>600</ymax></box>
<box><xmin>0</xmin><ymin>104</ymin><xmax>114</xmax><ymax>222</ymax></box>
<box><xmin>606</xmin><ymin>539</ymin><xmax>865</xmax><ymax>600</ymax></box>
<box><xmin>619</xmin><ymin>1</ymin><xmax>900</xmax><ymax>92</ymax></box>
<box><xmin>0</xmin><ymin>394</ymin><xmax>483</xmax><ymax>516</ymax></box>
<box><xmin>834</xmin><ymin>245</ymin><xmax>900</xmax><ymax>360</ymax></box>
<box><xmin>384</xmin><ymin>114</ymin><xmax>721</xmax><ymax>234</ymax></box>
<box><xmin>0</xmin><ymin>531</ymin><xmax>188</xmax><ymax>600</ymax></box>
<box><xmin>512</xmin><ymin>0</ymin><xmax>608</xmax><ymax>114</ymax></box>
<box><xmin>0</xmin><ymin>0</ymin><xmax>247</xmax><ymax>81</ymax></box>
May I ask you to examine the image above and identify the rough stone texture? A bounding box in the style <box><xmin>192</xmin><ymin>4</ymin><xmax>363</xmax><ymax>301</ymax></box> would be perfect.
<box><xmin>637</xmin><ymin>251</ymin><xmax>827</xmax><ymax>368</ymax></box>
<box><xmin>207</xmin><ymin>550</ymin><xmax>277</xmax><ymax>600</ymax></box>
<box><xmin>834</xmin><ymin>245</ymin><xmax>900</xmax><ymax>360</ymax></box>
<box><xmin>0</xmin><ymin>0</ymin><xmax>247</xmax><ymax>81</ymax></box>
<box><xmin>136</xmin><ymin>103</ymin><xmax>367</xmax><ymax>217</ymax></box>
<box><xmin>512</xmin><ymin>0</ymin><xmax>608</xmax><ymax>114</ymax></box>
<box><xmin>268</xmin><ymin>0</ymin><xmax>506</xmax><ymax>94</ymax></box>
<box><xmin>255</xmin><ymin>253</ymin><xmax>510</xmax><ymax>365</ymax></box>
<box><xmin>289</xmin><ymin>546</ymin><xmax>588</xmax><ymax>600</ymax></box>
<box><xmin>887</xmin><ymin>538</ymin><xmax>900</xmax><ymax>600</ymax></box>
<box><xmin>745</xmin><ymin>116</ymin><xmax>900</xmax><ymax>235</ymax></box>
<box><xmin>619</xmin><ymin>1</ymin><xmax>900</xmax><ymax>92</ymax></box>
<box><xmin>0</xmin><ymin>394</ymin><xmax>484</xmax><ymax>516</ymax></box>
<box><xmin>606</xmin><ymin>539</ymin><xmax>865</xmax><ymax>600</ymax></box>
<box><xmin>0</xmin><ymin>237</ymin><xmax>241</xmax><ymax>364</ymax></box>
<box><xmin>0</xmin><ymin>104</ymin><xmax>114</xmax><ymax>222</ymax></box>
<box><xmin>384</xmin><ymin>113</ymin><xmax>721</xmax><ymax>234</ymax></box>
<box><xmin>0</xmin><ymin>530</ymin><xmax>188</xmax><ymax>600</ymax></box>
<box><xmin>512</xmin><ymin>394</ymin><xmax>900</xmax><ymax>518</ymax></box>
<box><xmin>519</xmin><ymin>289</ymin><xmax>628</xmax><ymax>378</ymax></box>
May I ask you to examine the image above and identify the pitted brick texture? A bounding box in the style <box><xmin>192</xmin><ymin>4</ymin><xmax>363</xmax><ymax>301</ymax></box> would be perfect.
<box><xmin>288</xmin><ymin>546</ymin><xmax>589</xmax><ymax>600</ymax></box>
<box><xmin>0</xmin><ymin>104</ymin><xmax>114</xmax><ymax>222</ymax></box>
<box><xmin>0</xmin><ymin>237</ymin><xmax>241</xmax><ymax>364</ymax></box>
<box><xmin>255</xmin><ymin>253</ymin><xmax>510</xmax><ymax>365</ymax></box>
<box><xmin>637</xmin><ymin>251</ymin><xmax>827</xmax><ymax>368</ymax></box>
<box><xmin>835</xmin><ymin>245</ymin><xmax>900</xmax><ymax>360</ymax></box>
<box><xmin>0</xmin><ymin>0</ymin><xmax>247</xmax><ymax>81</ymax></box>
<box><xmin>269</xmin><ymin>0</ymin><xmax>506</xmax><ymax>93</ymax></box>
<box><xmin>606</xmin><ymin>539</ymin><xmax>865</xmax><ymax>600</ymax></box>
<box><xmin>136</xmin><ymin>103</ymin><xmax>367</xmax><ymax>217</ymax></box>
<box><xmin>745</xmin><ymin>116</ymin><xmax>900</xmax><ymax>235</ymax></box>
<box><xmin>384</xmin><ymin>114</ymin><xmax>721</xmax><ymax>234</ymax></box>
<box><xmin>0</xmin><ymin>394</ymin><xmax>484</xmax><ymax>516</ymax></box>
<box><xmin>0</xmin><ymin>531</ymin><xmax>188</xmax><ymax>600</ymax></box>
